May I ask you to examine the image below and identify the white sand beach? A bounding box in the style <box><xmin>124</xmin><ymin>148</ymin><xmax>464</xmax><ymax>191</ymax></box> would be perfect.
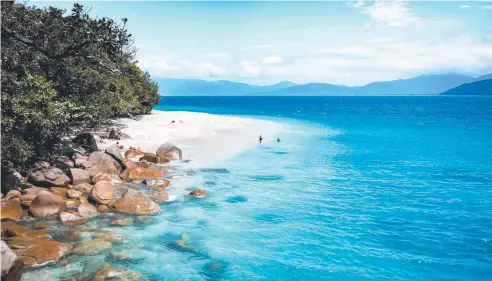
<box><xmin>98</xmin><ymin>110</ymin><xmax>282</xmax><ymax>167</ymax></box>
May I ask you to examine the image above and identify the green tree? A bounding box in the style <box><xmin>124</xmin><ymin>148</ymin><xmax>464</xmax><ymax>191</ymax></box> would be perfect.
<box><xmin>1</xmin><ymin>2</ymin><xmax>160</xmax><ymax>173</ymax></box>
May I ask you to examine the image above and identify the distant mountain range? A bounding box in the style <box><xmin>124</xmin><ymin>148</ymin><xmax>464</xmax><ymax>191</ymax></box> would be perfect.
<box><xmin>157</xmin><ymin>73</ymin><xmax>491</xmax><ymax>96</ymax></box>
<box><xmin>441</xmin><ymin>78</ymin><xmax>492</xmax><ymax>96</ymax></box>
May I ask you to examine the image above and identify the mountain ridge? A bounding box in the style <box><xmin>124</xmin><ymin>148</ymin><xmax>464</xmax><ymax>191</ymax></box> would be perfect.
<box><xmin>158</xmin><ymin>73</ymin><xmax>490</xmax><ymax>96</ymax></box>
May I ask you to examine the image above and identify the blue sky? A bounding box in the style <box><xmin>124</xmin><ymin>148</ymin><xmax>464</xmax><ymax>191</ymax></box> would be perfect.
<box><xmin>33</xmin><ymin>1</ymin><xmax>492</xmax><ymax>86</ymax></box>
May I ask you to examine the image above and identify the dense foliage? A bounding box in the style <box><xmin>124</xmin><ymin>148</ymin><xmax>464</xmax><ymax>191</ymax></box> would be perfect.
<box><xmin>1</xmin><ymin>2</ymin><xmax>160</xmax><ymax>171</ymax></box>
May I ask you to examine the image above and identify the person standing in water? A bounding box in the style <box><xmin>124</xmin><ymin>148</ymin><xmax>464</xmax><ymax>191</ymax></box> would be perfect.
<box><xmin>277</xmin><ymin>138</ymin><xmax>280</xmax><ymax>143</ymax></box>
<box><xmin>259</xmin><ymin>135</ymin><xmax>263</xmax><ymax>144</ymax></box>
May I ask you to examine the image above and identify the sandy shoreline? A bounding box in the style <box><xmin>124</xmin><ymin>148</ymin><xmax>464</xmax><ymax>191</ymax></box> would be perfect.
<box><xmin>98</xmin><ymin>110</ymin><xmax>282</xmax><ymax>167</ymax></box>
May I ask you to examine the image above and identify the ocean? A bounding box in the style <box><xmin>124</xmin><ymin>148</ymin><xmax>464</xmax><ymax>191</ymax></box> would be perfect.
<box><xmin>23</xmin><ymin>96</ymin><xmax>492</xmax><ymax>281</ymax></box>
<box><xmin>152</xmin><ymin>96</ymin><xmax>492</xmax><ymax>281</ymax></box>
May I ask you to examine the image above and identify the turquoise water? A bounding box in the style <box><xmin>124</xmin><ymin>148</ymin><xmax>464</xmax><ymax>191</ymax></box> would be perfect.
<box><xmin>27</xmin><ymin>96</ymin><xmax>491</xmax><ymax>281</ymax></box>
<box><xmin>150</xmin><ymin>96</ymin><xmax>492</xmax><ymax>281</ymax></box>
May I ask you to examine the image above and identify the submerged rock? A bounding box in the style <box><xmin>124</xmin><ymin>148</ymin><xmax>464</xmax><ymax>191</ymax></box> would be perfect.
<box><xmin>92</xmin><ymin>266</ymin><xmax>142</xmax><ymax>281</ymax></box>
<box><xmin>6</xmin><ymin>236</ymin><xmax>72</xmax><ymax>267</ymax></box>
<box><xmin>156</xmin><ymin>143</ymin><xmax>182</xmax><ymax>160</ymax></box>
<box><xmin>199</xmin><ymin>168</ymin><xmax>229</xmax><ymax>174</ymax></box>
<box><xmin>109</xmin><ymin>218</ymin><xmax>133</xmax><ymax>227</ymax></box>
<box><xmin>1</xmin><ymin>241</ymin><xmax>23</xmax><ymax>281</ymax></box>
<box><xmin>73</xmin><ymin>238</ymin><xmax>112</xmax><ymax>255</ymax></box>
<box><xmin>59</xmin><ymin>212</ymin><xmax>86</xmax><ymax>226</ymax></box>
<box><xmin>32</xmin><ymin>222</ymin><xmax>50</xmax><ymax>230</ymax></box>
<box><xmin>106</xmin><ymin>251</ymin><xmax>140</xmax><ymax>262</ymax></box>
<box><xmin>111</xmin><ymin>189</ymin><xmax>160</xmax><ymax>215</ymax></box>
<box><xmin>148</xmin><ymin>190</ymin><xmax>169</xmax><ymax>203</ymax></box>
<box><xmin>28</xmin><ymin>167</ymin><xmax>70</xmax><ymax>187</ymax></box>
<box><xmin>1</xmin><ymin>200</ymin><xmax>23</xmax><ymax>221</ymax></box>
<box><xmin>144</xmin><ymin>179</ymin><xmax>170</xmax><ymax>188</ymax></box>
<box><xmin>29</xmin><ymin>191</ymin><xmax>66</xmax><ymax>218</ymax></box>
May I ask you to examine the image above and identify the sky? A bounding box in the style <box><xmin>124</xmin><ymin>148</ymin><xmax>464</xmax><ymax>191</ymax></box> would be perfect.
<box><xmin>33</xmin><ymin>1</ymin><xmax>492</xmax><ymax>86</ymax></box>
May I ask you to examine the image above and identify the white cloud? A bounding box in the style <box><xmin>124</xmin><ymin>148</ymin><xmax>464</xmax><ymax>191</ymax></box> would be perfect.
<box><xmin>261</xmin><ymin>55</ymin><xmax>283</xmax><ymax>64</ymax></box>
<box><xmin>459</xmin><ymin>5</ymin><xmax>471</xmax><ymax>9</ymax></box>
<box><xmin>299</xmin><ymin>39</ymin><xmax>492</xmax><ymax>85</ymax></box>
<box><xmin>136</xmin><ymin>49</ymin><xmax>226</xmax><ymax>78</ymax></box>
<box><xmin>240</xmin><ymin>61</ymin><xmax>262</xmax><ymax>77</ymax></box>
<box><xmin>240</xmin><ymin>55</ymin><xmax>285</xmax><ymax>77</ymax></box>
<box><xmin>361</xmin><ymin>1</ymin><xmax>423</xmax><ymax>27</ymax></box>
<box><xmin>481</xmin><ymin>5</ymin><xmax>492</xmax><ymax>9</ymax></box>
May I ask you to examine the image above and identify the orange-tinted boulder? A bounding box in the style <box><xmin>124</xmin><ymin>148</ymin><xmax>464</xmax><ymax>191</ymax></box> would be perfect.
<box><xmin>65</xmin><ymin>198</ymin><xmax>81</xmax><ymax>209</ymax></box>
<box><xmin>1</xmin><ymin>200</ymin><xmax>23</xmax><ymax>221</ymax></box>
<box><xmin>111</xmin><ymin>189</ymin><xmax>160</xmax><ymax>215</ymax></box>
<box><xmin>189</xmin><ymin>189</ymin><xmax>207</xmax><ymax>198</ymax></box>
<box><xmin>1</xmin><ymin>222</ymin><xmax>51</xmax><ymax>239</ymax></box>
<box><xmin>128</xmin><ymin>168</ymin><xmax>164</xmax><ymax>181</ymax></box>
<box><xmin>6</xmin><ymin>236</ymin><xmax>72</xmax><ymax>267</ymax></box>
<box><xmin>97</xmin><ymin>205</ymin><xmax>111</xmax><ymax>213</ymax></box>
<box><xmin>50</xmin><ymin>187</ymin><xmax>67</xmax><ymax>198</ymax></box>
<box><xmin>122</xmin><ymin>159</ymin><xmax>139</xmax><ymax>170</ymax></box>
<box><xmin>21</xmin><ymin>187</ymin><xmax>46</xmax><ymax>196</ymax></box>
<box><xmin>5</xmin><ymin>190</ymin><xmax>22</xmax><ymax>200</ymax></box>
<box><xmin>139</xmin><ymin>153</ymin><xmax>169</xmax><ymax>164</ymax></box>
<box><xmin>68</xmin><ymin>168</ymin><xmax>91</xmax><ymax>186</ymax></box>
<box><xmin>97</xmin><ymin>205</ymin><xmax>110</xmax><ymax>213</ymax></box>
<box><xmin>90</xmin><ymin>181</ymin><xmax>114</xmax><ymax>205</ymax></box>
<box><xmin>78</xmin><ymin>203</ymin><xmax>99</xmax><ymax>218</ymax></box>
<box><xmin>91</xmin><ymin>172</ymin><xmax>113</xmax><ymax>184</ymax></box>
<box><xmin>72</xmin><ymin>182</ymin><xmax>93</xmax><ymax>194</ymax></box>
<box><xmin>88</xmin><ymin>152</ymin><xmax>122</xmax><ymax>175</ymax></box>
<box><xmin>20</xmin><ymin>194</ymin><xmax>36</xmax><ymax>205</ymax></box>
<box><xmin>124</xmin><ymin>149</ymin><xmax>145</xmax><ymax>159</ymax></box>
<box><xmin>67</xmin><ymin>189</ymin><xmax>83</xmax><ymax>199</ymax></box>
<box><xmin>29</xmin><ymin>191</ymin><xmax>66</xmax><ymax>218</ymax></box>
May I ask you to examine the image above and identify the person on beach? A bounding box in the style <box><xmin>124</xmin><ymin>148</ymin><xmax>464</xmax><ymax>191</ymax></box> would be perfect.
<box><xmin>259</xmin><ymin>135</ymin><xmax>263</xmax><ymax>144</ymax></box>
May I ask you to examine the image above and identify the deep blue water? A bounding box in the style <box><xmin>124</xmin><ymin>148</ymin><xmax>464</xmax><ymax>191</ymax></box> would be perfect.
<box><xmin>150</xmin><ymin>96</ymin><xmax>492</xmax><ymax>281</ymax></box>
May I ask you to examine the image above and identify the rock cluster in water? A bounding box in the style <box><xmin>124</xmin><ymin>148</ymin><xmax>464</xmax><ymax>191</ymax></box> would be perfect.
<box><xmin>0</xmin><ymin>133</ymin><xmax>200</xmax><ymax>280</ymax></box>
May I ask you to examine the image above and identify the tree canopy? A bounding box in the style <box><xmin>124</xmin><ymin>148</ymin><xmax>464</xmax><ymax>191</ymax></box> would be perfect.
<box><xmin>1</xmin><ymin>2</ymin><xmax>160</xmax><ymax>172</ymax></box>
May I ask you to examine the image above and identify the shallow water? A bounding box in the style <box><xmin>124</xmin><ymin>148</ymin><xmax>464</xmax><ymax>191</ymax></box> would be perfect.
<box><xmin>24</xmin><ymin>96</ymin><xmax>492</xmax><ymax>280</ymax></box>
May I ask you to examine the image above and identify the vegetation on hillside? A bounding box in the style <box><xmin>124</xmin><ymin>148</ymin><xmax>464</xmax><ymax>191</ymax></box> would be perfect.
<box><xmin>1</xmin><ymin>2</ymin><xmax>160</xmax><ymax>172</ymax></box>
